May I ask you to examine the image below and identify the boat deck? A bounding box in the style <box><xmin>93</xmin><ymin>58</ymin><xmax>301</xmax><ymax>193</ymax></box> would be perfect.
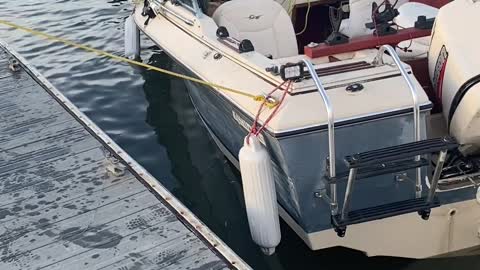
<box><xmin>0</xmin><ymin>42</ymin><xmax>249</xmax><ymax>270</ymax></box>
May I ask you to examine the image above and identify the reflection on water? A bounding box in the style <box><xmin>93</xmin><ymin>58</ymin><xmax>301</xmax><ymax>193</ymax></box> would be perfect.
<box><xmin>141</xmin><ymin>52</ymin><xmax>278</xmax><ymax>269</ymax></box>
<box><xmin>0</xmin><ymin>0</ymin><xmax>479</xmax><ymax>269</ymax></box>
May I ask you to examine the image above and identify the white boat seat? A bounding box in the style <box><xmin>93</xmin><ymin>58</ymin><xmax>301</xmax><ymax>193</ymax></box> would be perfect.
<box><xmin>394</xmin><ymin>2</ymin><xmax>439</xmax><ymax>59</ymax></box>
<box><xmin>212</xmin><ymin>0</ymin><xmax>298</xmax><ymax>59</ymax></box>
<box><xmin>395</xmin><ymin>2</ymin><xmax>439</xmax><ymax>45</ymax></box>
<box><xmin>339</xmin><ymin>0</ymin><xmax>409</xmax><ymax>38</ymax></box>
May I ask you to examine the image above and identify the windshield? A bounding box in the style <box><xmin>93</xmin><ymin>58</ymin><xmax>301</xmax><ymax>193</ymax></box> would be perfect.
<box><xmin>177</xmin><ymin>0</ymin><xmax>193</xmax><ymax>7</ymax></box>
<box><xmin>177</xmin><ymin>0</ymin><xmax>208</xmax><ymax>14</ymax></box>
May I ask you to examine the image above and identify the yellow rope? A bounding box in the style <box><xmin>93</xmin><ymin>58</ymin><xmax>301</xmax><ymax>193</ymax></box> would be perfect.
<box><xmin>0</xmin><ymin>19</ymin><xmax>278</xmax><ymax>107</ymax></box>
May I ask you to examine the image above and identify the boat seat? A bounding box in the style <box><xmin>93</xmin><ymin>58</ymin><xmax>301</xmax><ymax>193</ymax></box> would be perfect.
<box><xmin>394</xmin><ymin>2</ymin><xmax>439</xmax><ymax>59</ymax></box>
<box><xmin>339</xmin><ymin>0</ymin><xmax>409</xmax><ymax>38</ymax></box>
<box><xmin>212</xmin><ymin>0</ymin><xmax>298</xmax><ymax>59</ymax></box>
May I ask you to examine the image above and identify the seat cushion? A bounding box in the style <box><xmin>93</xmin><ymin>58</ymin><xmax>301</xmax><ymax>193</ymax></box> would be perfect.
<box><xmin>395</xmin><ymin>2</ymin><xmax>438</xmax><ymax>46</ymax></box>
<box><xmin>394</xmin><ymin>2</ymin><xmax>439</xmax><ymax>59</ymax></box>
<box><xmin>212</xmin><ymin>0</ymin><xmax>298</xmax><ymax>59</ymax></box>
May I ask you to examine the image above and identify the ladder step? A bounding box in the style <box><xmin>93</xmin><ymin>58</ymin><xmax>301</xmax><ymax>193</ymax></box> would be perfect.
<box><xmin>345</xmin><ymin>137</ymin><xmax>457</xmax><ymax>169</ymax></box>
<box><xmin>327</xmin><ymin>158</ymin><xmax>429</xmax><ymax>183</ymax></box>
<box><xmin>332</xmin><ymin>197</ymin><xmax>440</xmax><ymax>228</ymax></box>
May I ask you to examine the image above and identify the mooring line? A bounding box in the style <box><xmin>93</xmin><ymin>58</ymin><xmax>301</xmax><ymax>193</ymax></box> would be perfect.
<box><xmin>0</xmin><ymin>19</ymin><xmax>279</xmax><ymax>107</ymax></box>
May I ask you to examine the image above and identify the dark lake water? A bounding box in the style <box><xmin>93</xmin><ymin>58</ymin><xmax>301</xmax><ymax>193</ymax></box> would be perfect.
<box><xmin>1</xmin><ymin>1</ymin><xmax>479</xmax><ymax>269</ymax></box>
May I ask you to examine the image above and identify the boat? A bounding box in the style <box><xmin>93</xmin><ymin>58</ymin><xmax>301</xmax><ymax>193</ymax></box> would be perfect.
<box><xmin>126</xmin><ymin>0</ymin><xmax>480</xmax><ymax>258</ymax></box>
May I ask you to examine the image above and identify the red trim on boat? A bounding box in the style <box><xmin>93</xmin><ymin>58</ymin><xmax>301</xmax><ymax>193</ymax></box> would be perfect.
<box><xmin>436</xmin><ymin>57</ymin><xmax>448</xmax><ymax>106</ymax></box>
<box><xmin>409</xmin><ymin>0</ymin><xmax>452</xmax><ymax>9</ymax></box>
<box><xmin>304</xmin><ymin>27</ymin><xmax>431</xmax><ymax>59</ymax></box>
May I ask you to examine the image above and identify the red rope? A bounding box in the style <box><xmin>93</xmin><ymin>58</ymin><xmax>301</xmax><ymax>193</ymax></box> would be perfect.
<box><xmin>247</xmin><ymin>80</ymin><xmax>292</xmax><ymax>143</ymax></box>
<box><xmin>255</xmin><ymin>81</ymin><xmax>292</xmax><ymax>136</ymax></box>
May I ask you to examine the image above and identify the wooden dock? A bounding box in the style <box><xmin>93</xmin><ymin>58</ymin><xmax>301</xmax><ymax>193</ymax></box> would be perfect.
<box><xmin>0</xmin><ymin>41</ymin><xmax>250</xmax><ymax>270</ymax></box>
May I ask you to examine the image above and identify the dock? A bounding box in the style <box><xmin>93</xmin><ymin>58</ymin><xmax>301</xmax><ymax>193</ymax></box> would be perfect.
<box><xmin>0</xmin><ymin>41</ymin><xmax>250</xmax><ymax>270</ymax></box>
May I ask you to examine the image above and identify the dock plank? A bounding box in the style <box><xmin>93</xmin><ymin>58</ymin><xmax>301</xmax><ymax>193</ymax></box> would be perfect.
<box><xmin>0</xmin><ymin>118</ymin><xmax>81</xmax><ymax>150</ymax></box>
<box><xmin>0</xmin><ymin>41</ymin><xmax>242</xmax><ymax>269</ymax></box>
<box><xmin>0</xmin><ymin>178</ymin><xmax>146</xmax><ymax>247</ymax></box>
<box><xmin>96</xmin><ymin>234</ymin><xmax>212</xmax><ymax>270</ymax></box>
<box><xmin>2</xmin><ymin>194</ymin><xmax>167</xmax><ymax>269</ymax></box>
<box><xmin>0</xmin><ymin>91</ymin><xmax>69</xmax><ymax>131</ymax></box>
<box><xmin>46</xmin><ymin>222</ymin><xmax>191</xmax><ymax>270</ymax></box>
<box><xmin>163</xmin><ymin>248</ymin><xmax>230</xmax><ymax>270</ymax></box>
<box><xmin>0</xmin><ymin>147</ymin><xmax>110</xmax><ymax>198</ymax></box>
<box><xmin>0</xmin><ymin>71</ymin><xmax>38</xmax><ymax>95</ymax></box>
<box><xmin>0</xmin><ymin>131</ymin><xmax>99</xmax><ymax>176</ymax></box>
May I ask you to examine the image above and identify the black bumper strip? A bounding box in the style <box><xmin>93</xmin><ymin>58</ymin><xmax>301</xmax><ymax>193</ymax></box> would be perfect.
<box><xmin>448</xmin><ymin>74</ymin><xmax>480</xmax><ymax>129</ymax></box>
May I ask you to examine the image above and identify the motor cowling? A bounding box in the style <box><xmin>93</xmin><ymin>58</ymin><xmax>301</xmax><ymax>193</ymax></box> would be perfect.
<box><xmin>428</xmin><ymin>0</ymin><xmax>480</xmax><ymax>153</ymax></box>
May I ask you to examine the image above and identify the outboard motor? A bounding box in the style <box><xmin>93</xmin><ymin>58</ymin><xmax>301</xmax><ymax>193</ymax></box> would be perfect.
<box><xmin>428</xmin><ymin>0</ymin><xmax>480</xmax><ymax>153</ymax></box>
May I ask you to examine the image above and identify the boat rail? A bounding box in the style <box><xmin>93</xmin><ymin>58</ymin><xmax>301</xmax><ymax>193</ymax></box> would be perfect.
<box><xmin>373</xmin><ymin>45</ymin><xmax>422</xmax><ymax>196</ymax></box>
<box><xmin>149</xmin><ymin>0</ymin><xmax>197</xmax><ymax>25</ymax></box>
<box><xmin>302</xmin><ymin>59</ymin><xmax>338</xmax><ymax>214</ymax></box>
<box><xmin>190</xmin><ymin>0</ymin><xmax>203</xmax><ymax>17</ymax></box>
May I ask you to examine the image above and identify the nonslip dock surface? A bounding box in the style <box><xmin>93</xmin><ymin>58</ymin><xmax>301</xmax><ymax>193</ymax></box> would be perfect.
<box><xmin>0</xmin><ymin>42</ymin><xmax>248</xmax><ymax>270</ymax></box>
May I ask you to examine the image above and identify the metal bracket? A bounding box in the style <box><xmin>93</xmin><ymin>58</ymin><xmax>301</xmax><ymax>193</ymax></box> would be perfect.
<box><xmin>325</xmin><ymin>6</ymin><xmax>349</xmax><ymax>45</ymax></box>
<box><xmin>394</xmin><ymin>172</ymin><xmax>409</xmax><ymax>182</ymax></box>
<box><xmin>314</xmin><ymin>189</ymin><xmax>338</xmax><ymax>215</ymax></box>
<box><xmin>8</xmin><ymin>58</ymin><xmax>19</xmax><ymax>72</ymax></box>
<box><xmin>325</xmin><ymin>156</ymin><xmax>331</xmax><ymax>175</ymax></box>
<box><xmin>467</xmin><ymin>176</ymin><xmax>480</xmax><ymax>189</ymax></box>
<box><xmin>104</xmin><ymin>150</ymin><xmax>126</xmax><ymax>177</ymax></box>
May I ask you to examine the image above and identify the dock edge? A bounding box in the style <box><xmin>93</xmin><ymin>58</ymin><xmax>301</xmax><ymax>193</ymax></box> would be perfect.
<box><xmin>0</xmin><ymin>39</ymin><xmax>252</xmax><ymax>270</ymax></box>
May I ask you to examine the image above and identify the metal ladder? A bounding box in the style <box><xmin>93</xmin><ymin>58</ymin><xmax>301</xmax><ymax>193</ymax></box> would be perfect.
<box><xmin>302</xmin><ymin>59</ymin><xmax>338</xmax><ymax>214</ymax></box>
<box><xmin>333</xmin><ymin>137</ymin><xmax>457</xmax><ymax>237</ymax></box>
<box><xmin>303</xmin><ymin>46</ymin><xmax>459</xmax><ymax>237</ymax></box>
<box><xmin>332</xmin><ymin>46</ymin><xmax>458</xmax><ymax>237</ymax></box>
<box><xmin>374</xmin><ymin>45</ymin><xmax>423</xmax><ymax>197</ymax></box>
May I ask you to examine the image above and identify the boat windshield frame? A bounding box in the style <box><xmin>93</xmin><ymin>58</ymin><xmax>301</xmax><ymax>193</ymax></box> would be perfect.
<box><xmin>175</xmin><ymin>0</ymin><xmax>203</xmax><ymax>17</ymax></box>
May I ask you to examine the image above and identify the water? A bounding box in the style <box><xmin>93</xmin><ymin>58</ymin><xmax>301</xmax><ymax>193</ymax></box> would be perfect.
<box><xmin>0</xmin><ymin>1</ymin><xmax>478</xmax><ymax>269</ymax></box>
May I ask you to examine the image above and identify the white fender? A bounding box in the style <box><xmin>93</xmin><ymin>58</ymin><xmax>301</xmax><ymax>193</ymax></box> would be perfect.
<box><xmin>476</xmin><ymin>187</ymin><xmax>480</xmax><ymax>205</ymax></box>
<box><xmin>239</xmin><ymin>135</ymin><xmax>281</xmax><ymax>255</ymax></box>
<box><xmin>124</xmin><ymin>15</ymin><xmax>140</xmax><ymax>60</ymax></box>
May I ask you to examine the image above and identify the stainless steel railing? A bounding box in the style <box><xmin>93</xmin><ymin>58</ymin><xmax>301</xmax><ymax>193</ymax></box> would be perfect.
<box><xmin>373</xmin><ymin>45</ymin><xmax>422</xmax><ymax>196</ymax></box>
<box><xmin>190</xmin><ymin>0</ymin><xmax>203</xmax><ymax>17</ymax></box>
<box><xmin>150</xmin><ymin>0</ymin><xmax>197</xmax><ymax>26</ymax></box>
<box><xmin>302</xmin><ymin>59</ymin><xmax>338</xmax><ymax>213</ymax></box>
